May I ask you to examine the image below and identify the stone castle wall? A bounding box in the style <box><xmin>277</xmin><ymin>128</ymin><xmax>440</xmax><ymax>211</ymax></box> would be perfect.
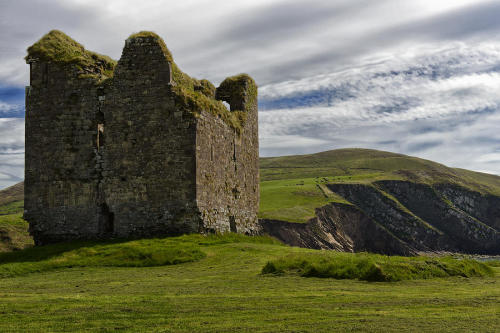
<box><xmin>25</xmin><ymin>61</ymin><xmax>102</xmax><ymax>244</ymax></box>
<box><xmin>24</xmin><ymin>31</ymin><xmax>259</xmax><ymax>244</ymax></box>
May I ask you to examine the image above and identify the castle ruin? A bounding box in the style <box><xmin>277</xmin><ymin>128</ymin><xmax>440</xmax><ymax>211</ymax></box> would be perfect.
<box><xmin>24</xmin><ymin>30</ymin><xmax>260</xmax><ymax>245</ymax></box>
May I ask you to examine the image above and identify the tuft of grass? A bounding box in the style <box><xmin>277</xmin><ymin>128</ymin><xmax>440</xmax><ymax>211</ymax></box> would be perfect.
<box><xmin>26</xmin><ymin>30</ymin><xmax>116</xmax><ymax>80</ymax></box>
<box><xmin>261</xmin><ymin>252</ymin><xmax>494</xmax><ymax>282</ymax></box>
<box><xmin>485</xmin><ymin>260</ymin><xmax>500</xmax><ymax>267</ymax></box>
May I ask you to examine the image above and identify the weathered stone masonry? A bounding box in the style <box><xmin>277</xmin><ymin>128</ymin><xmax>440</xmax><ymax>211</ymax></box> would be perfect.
<box><xmin>24</xmin><ymin>30</ymin><xmax>260</xmax><ymax>245</ymax></box>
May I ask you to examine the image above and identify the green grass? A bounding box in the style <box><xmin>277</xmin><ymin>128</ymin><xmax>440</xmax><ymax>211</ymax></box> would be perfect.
<box><xmin>0</xmin><ymin>200</ymin><xmax>33</xmax><ymax>252</ymax></box>
<box><xmin>259</xmin><ymin>177</ymin><xmax>350</xmax><ymax>222</ymax></box>
<box><xmin>259</xmin><ymin>148</ymin><xmax>500</xmax><ymax>222</ymax></box>
<box><xmin>0</xmin><ymin>200</ymin><xmax>24</xmax><ymax>216</ymax></box>
<box><xmin>0</xmin><ymin>234</ymin><xmax>279</xmax><ymax>278</ymax></box>
<box><xmin>262</xmin><ymin>252</ymin><xmax>493</xmax><ymax>282</ymax></box>
<box><xmin>0</xmin><ymin>238</ymin><xmax>203</xmax><ymax>278</ymax></box>
<box><xmin>0</xmin><ymin>235</ymin><xmax>499</xmax><ymax>332</ymax></box>
<box><xmin>260</xmin><ymin>148</ymin><xmax>500</xmax><ymax>194</ymax></box>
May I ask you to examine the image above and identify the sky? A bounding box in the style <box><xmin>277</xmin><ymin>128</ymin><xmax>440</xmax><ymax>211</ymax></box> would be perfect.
<box><xmin>2</xmin><ymin>0</ymin><xmax>500</xmax><ymax>188</ymax></box>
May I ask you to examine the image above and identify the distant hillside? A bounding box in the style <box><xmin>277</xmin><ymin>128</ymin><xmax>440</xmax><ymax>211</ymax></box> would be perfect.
<box><xmin>260</xmin><ymin>148</ymin><xmax>500</xmax><ymax>194</ymax></box>
<box><xmin>0</xmin><ymin>182</ymin><xmax>31</xmax><ymax>252</ymax></box>
<box><xmin>260</xmin><ymin>148</ymin><xmax>500</xmax><ymax>255</ymax></box>
<box><xmin>0</xmin><ymin>182</ymin><xmax>24</xmax><ymax>207</ymax></box>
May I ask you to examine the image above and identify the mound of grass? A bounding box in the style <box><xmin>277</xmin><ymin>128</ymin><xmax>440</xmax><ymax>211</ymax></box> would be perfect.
<box><xmin>262</xmin><ymin>252</ymin><xmax>493</xmax><ymax>282</ymax></box>
<box><xmin>0</xmin><ymin>233</ymin><xmax>280</xmax><ymax>278</ymax></box>
<box><xmin>0</xmin><ymin>238</ymin><xmax>205</xmax><ymax>278</ymax></box>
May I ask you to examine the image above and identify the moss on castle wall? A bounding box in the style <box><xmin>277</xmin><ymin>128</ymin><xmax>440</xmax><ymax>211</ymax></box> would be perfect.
<box><xmin>26</xmin><ymin>30</ymin><xmax>116</xmax><ymax>80</ymax></box>
<box><xmin>126</xmin><ymin>31</ymin><xmax>251</xmax><ymax>132</ymax></box>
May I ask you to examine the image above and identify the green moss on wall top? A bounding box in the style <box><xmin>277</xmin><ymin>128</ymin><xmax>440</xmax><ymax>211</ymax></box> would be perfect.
<box><xmin>26</xmin><ymin>30</ymin><xmax>116</xmax><ymax>80</ymax></box>
<box><xmin>216</xmin><ymin>74</ymin><xmax>258</xmax><ymax>113</ymax></box>
<box><xmin>127</xmin><ymin>31</ymin><xmax>255</xmax><ymax>132</ymax></box>
<box><xmin>28</xmin><ymin>30</ymin><xmax>256</xmax><ymax>132</ymax></box>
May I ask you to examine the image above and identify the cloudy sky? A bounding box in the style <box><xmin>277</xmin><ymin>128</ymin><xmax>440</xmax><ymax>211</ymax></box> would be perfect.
<box><xmin>2</xmin><ymin>0</ymin><xmax>500</xmax><ymax>188</ymax></box>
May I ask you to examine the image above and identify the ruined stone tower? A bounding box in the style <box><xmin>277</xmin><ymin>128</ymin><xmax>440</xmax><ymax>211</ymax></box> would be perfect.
<box><xmin>24</xmin><ymin>30</ymin><xmax>260</xmax><ymax>245</ymax></box>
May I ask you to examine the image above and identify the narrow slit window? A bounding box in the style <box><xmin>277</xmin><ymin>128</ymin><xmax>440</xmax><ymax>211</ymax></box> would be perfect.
<box><xmin>97</xmin><ymin>124</ymin><xmax>105</xmax><ymax>149</ymax></box>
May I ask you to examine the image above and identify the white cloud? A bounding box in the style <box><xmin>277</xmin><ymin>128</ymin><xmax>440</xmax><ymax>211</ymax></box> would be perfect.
<box><xmin>2</xmin><ymin>0</ymin><xmax>500</xmax><ymax>188</ymax></box>
<box><xmin>258</xmin><ymin>42</ymin><xmax>500</xmax><ymax>174</ymax></box>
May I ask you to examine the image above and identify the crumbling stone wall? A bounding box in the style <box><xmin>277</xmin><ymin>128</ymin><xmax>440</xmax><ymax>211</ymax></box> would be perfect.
<box><xmin>24</xmin><ymin>60</ymin><xmax>103</xmax><ymax>244</ymax></box>
<box><xmin>24</xmin><ymin>30</ymin><xmax>260</xmax><ymax>244</ymax></box>
<box><xmin>196</xmin><ymin>75</ymin><xmax>260</xmax><ymax>234</ymax></box>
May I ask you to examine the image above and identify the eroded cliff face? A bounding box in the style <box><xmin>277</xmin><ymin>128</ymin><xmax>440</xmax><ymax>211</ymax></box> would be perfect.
<box><xmin>261</xmin><ymin>181</ymin><xmax>500</xmax><ymax>255</ymax></box>
<box><xmin>260</xmin><ymin>202</ymin><xmax>415</xmax><ymax>255</ymax></box>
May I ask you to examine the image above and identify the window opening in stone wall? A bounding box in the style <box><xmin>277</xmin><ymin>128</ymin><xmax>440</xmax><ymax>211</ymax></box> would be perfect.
<box><xmin>229</xmin><ymin>216</ymin><xmax>237</xmax><ymax>233</ymax></box>
<box><xmin>99</xmin><ymin>203</ymin><xmax>114</xmax><ymax>234</ymax></box>
<box><xmin>97</xmin><ymin>124</ymin><xmax>105</xmax><ymax>149</ymax></box>
<box><xmin>42</xmin><ymin>63</ymin><xmax>48</xmax><ymax>86</ymax></box>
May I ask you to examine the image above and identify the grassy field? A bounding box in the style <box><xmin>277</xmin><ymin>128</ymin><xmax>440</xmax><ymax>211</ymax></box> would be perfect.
<box><xmin>260</xmin><ymin>148</ymin><xmax>500</xmax><ymax>222</ymax></box>
<box><xmin>0</xmin><ymin>235</ymin><xmax>499</xmax><ymax>332</ymax></box>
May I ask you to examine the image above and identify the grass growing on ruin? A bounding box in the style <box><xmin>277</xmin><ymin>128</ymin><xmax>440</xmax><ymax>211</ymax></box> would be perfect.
<box><xmin>261</xmin><ymin>252</ymin><xmax>493</xmax><ymax>282</ymax></box>
<box><xmin>128</xmin><ymin>31</ymin><xmax>252</xmax><ymax>132</ymax></box>
<box><xmin>0</xmin><ymin>235</ymin><xmax>499</xmax><ymax>332</ymax></box>
<box><xmin>27</xmin><ymin>30</ymin><xmax>116</xmax><ymax>79</ymax></box>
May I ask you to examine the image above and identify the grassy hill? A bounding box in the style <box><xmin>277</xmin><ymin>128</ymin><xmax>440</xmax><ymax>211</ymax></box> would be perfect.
<box><xmin>0</xmin><ymin>182</ymin><xmax>32</xmax><ymax>252</ymax></box>
<box><xmin>260</xmin><ymin>148</ymin><xmax>500</xmax><ymax>222</ymax></box>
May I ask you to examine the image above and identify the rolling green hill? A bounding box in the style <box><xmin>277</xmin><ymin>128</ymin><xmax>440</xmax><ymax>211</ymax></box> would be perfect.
<box><xmin>260</xmin><ymin>148</ymin><xmax>500</xmax><ymax>222</ymax></box>
<box><xmin>260</xmin><ymin>148</ymin><xmax>500</xmax><ymax>255</ymax></box>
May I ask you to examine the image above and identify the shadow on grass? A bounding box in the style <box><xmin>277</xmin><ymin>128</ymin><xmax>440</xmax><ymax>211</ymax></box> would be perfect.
<box><xmin>0</xmin><ymin>239</ymin><xmax>130</xmax><ymax>264</ymax></box>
